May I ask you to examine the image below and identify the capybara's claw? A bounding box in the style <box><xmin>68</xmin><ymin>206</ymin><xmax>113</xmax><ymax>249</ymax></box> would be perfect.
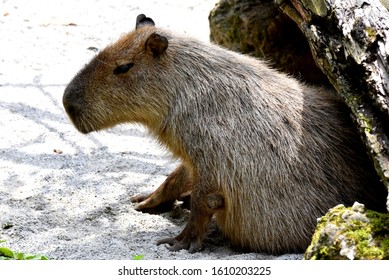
<box><xmin>157</xmin><ymin>237</ymin><xmax>178</xmax><ymax>247</ymax></box>
<box><xmin>130</xmin><ymin>193</ymin><xmax>150</xmax><ymax>203</ymax></box>
<box><xmin>130</xmin><ymin>193</ymin><xmax>158</xmax><ymax>211</ymax></box>
<box><xmin>157</xmin><ymin>236</ymin><xmax>203</xmax><ymax>253</ymax></box>
<box><xmin>131</xmin><ymin>193</ymin><xmax>175</xmax><ymax>213</ymax></box>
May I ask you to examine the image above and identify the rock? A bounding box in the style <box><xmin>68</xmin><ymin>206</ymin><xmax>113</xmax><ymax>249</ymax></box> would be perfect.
<box><xmin>305</xmin><ymin>202</ymin><xmax>389</xmax><ymax>260</ymax></box>
<box><xmin>208</xmin><ymin>0</ymin><xmax>329</xmax><ymax>85</ymax></box>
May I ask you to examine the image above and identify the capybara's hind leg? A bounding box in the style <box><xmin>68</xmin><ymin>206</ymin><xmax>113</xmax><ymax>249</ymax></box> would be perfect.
<box><xmin>158</xmin><ymin>188</ymin><xmax>224</xmax><ymax>253</ymax></box>
<box><xmin>131</xmin><ymin>163</ymin><xmax>193</xmax><ymax>212</ymax></box>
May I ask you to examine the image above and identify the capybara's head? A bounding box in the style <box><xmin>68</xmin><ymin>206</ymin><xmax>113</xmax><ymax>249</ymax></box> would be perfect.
<box><xmin>63</xmin><ymin>14</ymin><xmax>170</xmax><ymax>133</ymax></box>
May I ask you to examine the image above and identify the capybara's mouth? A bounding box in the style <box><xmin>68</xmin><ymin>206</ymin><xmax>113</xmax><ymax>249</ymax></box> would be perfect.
<box><xmin>66</xmin><ymin>113</ymin><xmax>94</xmax><ymax>134</ymax></box>
<box><xmin>74</xmin><ymin>121</ymin><xmax>94</xmax><ymax>134</ymax></box>
<box><xmin>63</xmin><ymin>103</ymin><xmax>95</xmax><ymax>134</ymax></box>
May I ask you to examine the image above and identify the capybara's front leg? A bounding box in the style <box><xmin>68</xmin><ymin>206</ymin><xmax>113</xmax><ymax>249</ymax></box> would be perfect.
<box><xmin>131</xmin><ymin>163</ymin><xmax>193</xmax><ymax>212</ymax></box>
<box><xmin>157</xmin><ymin>187</ymin><xmax>224</xmax><ymax>253</ymax></box>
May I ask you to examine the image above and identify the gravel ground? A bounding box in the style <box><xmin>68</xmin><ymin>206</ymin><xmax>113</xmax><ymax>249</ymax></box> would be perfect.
<box><xmin>0</xmin><ymin>0</ymin><xmax>302</xmax><ymax>260</ymax></box>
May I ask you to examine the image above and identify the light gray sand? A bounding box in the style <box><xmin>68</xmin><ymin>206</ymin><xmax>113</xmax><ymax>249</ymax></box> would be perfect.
<box><xmin>0</xmin><ymin>0</ymin><xmax>302</xmax><ymax>260</ymax></box>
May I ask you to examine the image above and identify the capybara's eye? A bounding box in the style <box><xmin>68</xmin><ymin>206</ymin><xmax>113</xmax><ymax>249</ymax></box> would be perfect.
<box><xmin>114</xmin><ymin>63</ymin><xmax>134</xmax><ymax>75</ymax></box>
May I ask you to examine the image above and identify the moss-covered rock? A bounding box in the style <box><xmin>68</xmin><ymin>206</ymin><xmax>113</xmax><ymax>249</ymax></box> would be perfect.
<box><xmin>305</xmin><ymin>202</ymin><xmax>389</xmax><ymax>260</ymax></box>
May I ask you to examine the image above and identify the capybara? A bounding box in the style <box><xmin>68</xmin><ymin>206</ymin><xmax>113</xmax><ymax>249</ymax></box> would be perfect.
<box><xmin>63</xmin><ymin>14</ymin><xmax>387</xmax><ymax>254</ymax></box>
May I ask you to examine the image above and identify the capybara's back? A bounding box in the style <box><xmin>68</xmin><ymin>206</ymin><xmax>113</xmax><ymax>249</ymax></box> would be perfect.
<box><xmin>63</xmin><ymin>14</ymin><xmax>388</xmax><ymax>254</ymax></box>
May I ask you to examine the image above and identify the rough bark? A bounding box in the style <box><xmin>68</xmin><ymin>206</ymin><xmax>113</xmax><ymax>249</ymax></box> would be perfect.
<box><xmin>275</xmin><ymin>0</ymin><xmax>389</xmax><ymax>210</ymax></box>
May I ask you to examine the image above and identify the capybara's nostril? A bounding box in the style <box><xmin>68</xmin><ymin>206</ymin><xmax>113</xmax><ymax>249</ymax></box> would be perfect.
<box><xmin>63</xmin><ymin>87</ymin><xmax>82</xmax><ymax>117</ymax></box>
<box><xmin>64</xmin><ymin>102</ymin><xmax>81</xmax><ymax>117</ymax></box>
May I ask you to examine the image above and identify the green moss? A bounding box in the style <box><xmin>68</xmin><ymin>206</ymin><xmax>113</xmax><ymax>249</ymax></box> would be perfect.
<box><xmin>357</xmin><ymin>112</ymin><xmax>373</xmax><ymax>133</ymax></box>
<box><xmin>365</xmin><ymin>27</ymin><xmax>377</xmax><ymax>41</ymax></box>
<box><xmin>365</xmin><ymin>210</ymin><xmax>389</xmax><ymax>259</ymax></box>
<box><xmin>344</xmin><ymin>94</ymin><xmax>373</xmax><ymax>134</ymax></box>
<box><xmin>351</xmin><ymin>229</ymin><xmax>383</xmax><ymax>260</ymax></box>
<box><xmin>305</xmin><ymin>203</ymin><xmax>389</xmax><ymax>260</ymax></box>
<box><xmin>301</xmin><ymin>0</ymin><xmax>328</xmax><ymax>17</ymax></box>
<box><xmin>226</xmin><ymin>14</ymin><xmax>243</xmax><ymax>42</ymax></box>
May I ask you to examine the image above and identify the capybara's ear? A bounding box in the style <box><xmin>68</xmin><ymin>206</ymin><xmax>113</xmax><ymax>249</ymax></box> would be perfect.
<box><xmin>145</xmin><ymin>33</ymin><xmax>168</xmax><ymax>58</ymax></box>
<box><xmin>136</xmin><ymin>14</ymin><xmax>155</xmax><ymax>29</ymax></box>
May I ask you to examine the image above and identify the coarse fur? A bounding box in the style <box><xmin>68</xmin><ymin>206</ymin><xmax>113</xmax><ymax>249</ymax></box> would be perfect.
<box><xmin>63</xmin><ymin>15</ymin><xmax>387</xmax><ymax>254</ymax></box>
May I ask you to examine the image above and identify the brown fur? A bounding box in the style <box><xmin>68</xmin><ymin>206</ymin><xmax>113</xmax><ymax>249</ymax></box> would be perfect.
<box><xmin>63</xmin><ymin>14</ymin><xmax>387</xmax><ymax>254</ymax></box>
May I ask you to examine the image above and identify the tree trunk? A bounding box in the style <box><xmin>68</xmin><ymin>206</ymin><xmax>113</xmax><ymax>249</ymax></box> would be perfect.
<box><xmin>275</xmin><ymin>0</ymin><xmax>389</xmax><ymax>210</ymax></box>
<box><xmin>208</xmin><ymin>0</ymin><xmax>330</xmax><ymax>85</ymax></box>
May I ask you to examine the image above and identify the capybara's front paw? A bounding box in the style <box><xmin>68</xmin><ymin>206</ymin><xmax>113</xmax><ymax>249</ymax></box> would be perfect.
<box><xmin>157</xmin><ymin>235</ymin><xmax>203</xmax><ymax>253</ymax></box>
<box><xmin>131</xmin><ymin>164</ymin><xmax>194</xmax><ymax>213</ymax></box>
